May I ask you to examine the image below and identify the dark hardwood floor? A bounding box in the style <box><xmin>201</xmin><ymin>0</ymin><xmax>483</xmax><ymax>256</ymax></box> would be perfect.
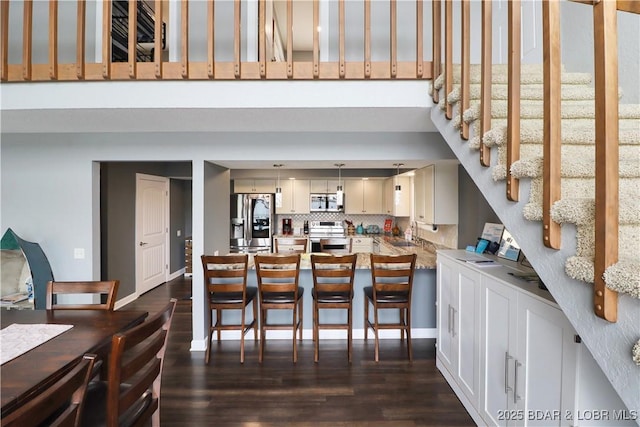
<box><xmin>123</xmin><ymin>276</ymin><xmax>475</xmax><ymax>427</ymax></box>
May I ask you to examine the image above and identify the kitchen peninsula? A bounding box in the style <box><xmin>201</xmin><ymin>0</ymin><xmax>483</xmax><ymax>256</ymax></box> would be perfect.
<box><xmin>225</xmin><ymin>236</ymin><xmax>447</xmax><ymax>339</ymax></box>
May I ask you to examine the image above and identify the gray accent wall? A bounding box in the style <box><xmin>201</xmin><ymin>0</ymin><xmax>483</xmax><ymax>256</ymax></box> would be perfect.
<box><xmin>457</xmin><ymin>166</ymin><xmax>501</xmax><ymax>249</ymax></box>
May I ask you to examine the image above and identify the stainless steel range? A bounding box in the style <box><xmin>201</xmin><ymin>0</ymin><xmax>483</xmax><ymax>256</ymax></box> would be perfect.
<box><xmin>308</xmin><ymin>220</ymin><xmax>346</xmax><ymax>252</ymax></box>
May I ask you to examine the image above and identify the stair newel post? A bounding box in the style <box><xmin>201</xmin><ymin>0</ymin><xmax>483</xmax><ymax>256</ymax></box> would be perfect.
<box><xmin>460</xmin><ymin>0</ymin><xmax>470</xmax><ymax>140</ymax></box>
<box><xmin>444</xmin><ymin>0</ymin><xmax>453</xmax><ymax>120</ymax></box>
<box><xmin>479</xmin><ymin>0</ymin><xmax>492</xmax><ymax>167</ymax></box>
<box><xmin>506</xmin><ymin>0</ymin><xmax>521</xmax><ymax>202</ymax></box>
<box><xmin>431</xmin><ymin>0</ymin><xmax>441</xmax><ymax>103</ymax></box>
<box><xmin>592</xmin><ymin>0</ymin><xmax>619</xmax><ymax>322</ymax></box>
<box><xmin>542</xmin><ymin>0</ymin><xmax>562</xmax><ymax>250</ymax></box>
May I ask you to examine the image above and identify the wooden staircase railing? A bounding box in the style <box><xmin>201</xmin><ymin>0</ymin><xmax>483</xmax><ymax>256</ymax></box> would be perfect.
<box><xmin>434</xmin><ymin>0</ymin><xmax>633</xmax><ymax>322</ymax></box>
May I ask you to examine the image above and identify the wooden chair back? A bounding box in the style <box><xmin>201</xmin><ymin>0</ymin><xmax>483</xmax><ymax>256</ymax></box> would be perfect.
<box><xmin>201</xmin><ymin>254</ymin><xmax>249</xmax><ymax>297</ymax></box>
<box><xmin>254</xmin><ymin>254</ymin><xmax>301</xmax><ymax>295</ymax></box>
<box><xmin>274</xmin><ymin>238</ymin><xmax>308</xmax><ymax>253</ymax></box>
<box><xmin>310</xmin><ymin>254</ymin><xmax>357</xmax><ymax>298</ymax></box>
<box><xmin>369</xmin><ymin>254</ymin><xmax>417</xmax><ymax>297</ymax></box>
<box><xmin>105</xmin><ymin>298</ymin><xmax>177</xmax><ymax>427</ymax></box>
<box><xmin>1</xmin><ymin>354</ymin><xmax>96</xmax><ymax>427</ymax></box>
<box><xmin>319</xmin><ymin>238</ymin><xmax>352</xmax><ymax>254</ymax></box>
<box><xmin>46</xmin><ymin>280</ymin><xmax>119</xmax><ymax>310</ymax></box>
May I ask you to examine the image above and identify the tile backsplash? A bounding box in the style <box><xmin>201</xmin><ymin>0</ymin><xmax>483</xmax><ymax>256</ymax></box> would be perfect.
<box><xmin>274</xmin><ymin>213</ymin><xmax>458</xmax><ymax>249</ymax></box>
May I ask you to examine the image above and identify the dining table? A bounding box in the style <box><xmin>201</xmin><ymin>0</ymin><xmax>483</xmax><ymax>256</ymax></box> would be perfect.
<box><xmin>0</xmin><ymin>308</ymin><xmax>148</xmax><ymax>417</ymax></box>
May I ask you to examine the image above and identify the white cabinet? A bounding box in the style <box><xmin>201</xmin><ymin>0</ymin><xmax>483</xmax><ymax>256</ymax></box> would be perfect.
<box><xmin>277</xmin><ymin>179</ymin><xmax>310</xmax><ymax>214</ymax></box>
<box><xmin>414</xmin><ymin>164</ymin><xmax>458</xmax><ymax>224</ymax></box>
<box><xmin>480</xmin><ymin>277</ymin><xmax>578</xmax><ymax>427</ymax></box>
<box><xmin>437</xmin><ymin>256</ymin><xmax>481</xmax><ymax>410</ymax></box>
<box><xmin>436</xmin><ymin>251</ymin><xmax>586</xmax><ymax>427</ymax></box>
<box><xmin>350</xmin><ymin>237</ymin><xmax>373</xmax><ymax>253</ymax></box>
<box><xmin>234</xmin><ymin>179</ymin><xmax>275</xmax><ymax>194</ymax></box>
<box><xmin>383</xmin><ymin>176</ymin><xmax>411</xmax><ymax>217</ymax></box>
<box><xmin>309</xmin><ymin>179</ymin><xmax>340</xmax><ymax>194</ymax></box>
<box><xmin>345</xmin><ymin>179</ymin><xmax>384</xmax><ymax>214</ymax></box>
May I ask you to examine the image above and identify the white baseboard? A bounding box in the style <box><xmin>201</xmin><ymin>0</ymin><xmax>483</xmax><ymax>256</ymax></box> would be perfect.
<box><xmin>436</xmin><ymin>358</ymin><xmax>484</xmax><ymax>426</ymax></box>
<box><xmin>189</xmin><ymin>327</ymin><xmax>437</xmax><ymax>351</ymax></box>
<box><xmin>114</xmin><ymin>292</ymin><xmax>138</xmax><ymax>310</ymax></box>
<box><xmin>168</xmin><ymin>268</ymin><xmax>186</xmax><ymax>281</ymax></box>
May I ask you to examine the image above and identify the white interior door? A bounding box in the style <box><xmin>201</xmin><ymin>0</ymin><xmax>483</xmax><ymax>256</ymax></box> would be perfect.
<box><xmin>136</xmin><ymin>173</ymin><xmax>169</xmax><ymax>295</ymax></box>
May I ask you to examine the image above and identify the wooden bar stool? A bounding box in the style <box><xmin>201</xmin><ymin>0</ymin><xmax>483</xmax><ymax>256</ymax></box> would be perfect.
<box><xmin>201</xmin><ymin>254</ymin><xmax>258</xmax><ymax>364</ymax></box>
<box><xmin>364</xmin><ymin>253</ymin><xmax>417</xmax><ymax>362</ymax></box>
<box><xmin>310</xmin><ymin>254</ymin><xmax>357</xmax><ymax>362</ymax></box>
<box><xmin>254</xmin><ymin>254</ymin><xmax>303</xmax><ymax>363</ymax></box>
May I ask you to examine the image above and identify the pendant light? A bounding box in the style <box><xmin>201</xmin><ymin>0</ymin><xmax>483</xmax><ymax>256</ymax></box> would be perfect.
<box><xmin>393</xmin><ymin>163</ymin><xmax>404</xmax><ymax>205</ymax></box>
<box><xmin>335</xmin><ymin>163</ymin><xmax>345</xmax><ymax>206</ymax></box>
<box><xmin>274</xmin><ymin>164</ymin><xmax>283</xmax><ymax>208</ymax></box>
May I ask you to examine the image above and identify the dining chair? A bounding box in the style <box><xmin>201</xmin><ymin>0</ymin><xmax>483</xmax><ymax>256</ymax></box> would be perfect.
<box><xmin>81</xmin><ymin>298</ymin><xmax>177</xmax><ymax>427</ymax></box>
<box><xmin>201</xmin><ymin>254</ymin><xmax>258</xmax><ymax>364</ymax></box>
<box><xmin>310</xmin><ymin>254</ymin><xmax>357</xmax><ymax>363</ymax></box>
<box><xmin>1</xmin><ymin>353</ymin><xmax>97</xmax><ymax>427</ymax></box>
<box><xmin>254</xmin><ymin>254</ymin><xmax>303</xmax><ymax>363</ymax></box>
<box><xmin>364</xmin><ymin>253</ymin><xmax>417</xmax><ymax>362</ymax></box>
<box><xmin>46</xmin><ymin>280</ymin><xmax>119</xmax><ymax>310</ymax></box>
<box><xmin>274</xmin><ymin>237</ymin><xmax>308</xmax><ymax>254</ymax></box>
<box><xmin>319</xmin><ymin>237</ymin><xmax>352</xmax><ymax>255</ymax></box>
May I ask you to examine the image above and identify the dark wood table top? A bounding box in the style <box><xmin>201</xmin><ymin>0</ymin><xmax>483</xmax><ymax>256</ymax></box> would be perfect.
<box><xmin>0</xmin><ymin>309</ymin><xmax>148</xmax><ymax>415</ymax></box>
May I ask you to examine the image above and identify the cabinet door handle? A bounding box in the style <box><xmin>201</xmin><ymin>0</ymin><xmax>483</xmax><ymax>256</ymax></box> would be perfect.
<box><xmin>451</xmin><ymin>307</ymin><xmax>456</xmax><ymax>338</ymax></box>
<box><xmin>504</xmin><ymin>352</ymin><xmax>513</xmax><ymax>394</ymax></box>
<box><xmin>514</xmin><ymin>360</ymin><xmax>522</xmax><ymax>404</ymax></box>
<box><xmin>447</xmin><ymin>305</ymin><xmax>452</xmax><ymax>334</ymax></box>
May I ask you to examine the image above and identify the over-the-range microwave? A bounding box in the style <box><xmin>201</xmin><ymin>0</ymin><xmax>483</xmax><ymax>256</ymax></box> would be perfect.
<box><xmin>310</xmin><ymin>193</ymin><xmax>344</xmax><ymax>212</ymax></box>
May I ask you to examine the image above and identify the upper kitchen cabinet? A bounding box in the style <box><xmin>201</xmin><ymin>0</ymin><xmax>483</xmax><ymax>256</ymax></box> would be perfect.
<box><xmin>277</xmin><ymin>179</ymin><xmax>310</xmax><ymax>214</ymax></box>
<box><xmin>344</xmin><ymin>179</ymin><xmax>384</xmax><ymax>215</ymax></box>
<box><xmin>309</xmin><ymin>180</ymin><xmax>341</xmax><ymax>194</ymax></box>
<box><xmin>414</xmin><ymin>164</ymin><xmax>458</xmax><ymax>225</ymax></box>
<box><xmin>234</xmin><ymin>179</ymin><xmax>276</xmax><ymax>194</ymax></box>
<box><xmin>383</xmin><ymin>176</ymin><xmax>411</xmax><ymax>217</ymax></box>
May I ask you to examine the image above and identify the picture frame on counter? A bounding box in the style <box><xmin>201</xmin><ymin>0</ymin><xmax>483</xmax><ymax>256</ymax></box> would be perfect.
<box><xmin>497</xmin><ymin>229</ymin><xmax>521</xmax><ymax>262</ymax></box>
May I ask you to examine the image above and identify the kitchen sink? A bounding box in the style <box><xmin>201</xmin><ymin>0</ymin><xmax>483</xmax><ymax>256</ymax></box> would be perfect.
<box><xmin>390</xmin><ymin>241</ymin><xmax>418</xmax><ymax>247</ymax></box>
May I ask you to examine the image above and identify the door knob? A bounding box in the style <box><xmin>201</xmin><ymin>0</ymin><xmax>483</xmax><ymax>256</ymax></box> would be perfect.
<box><xmin>139</xmin><ymin>241</ymin><xmax>148</xmax><ymax>246</ymax></box>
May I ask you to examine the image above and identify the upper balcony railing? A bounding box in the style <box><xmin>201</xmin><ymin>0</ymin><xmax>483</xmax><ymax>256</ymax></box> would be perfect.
<box><xmin>0</xmin><ymin>0</ymin><xmax>435</xmax><ymax>82</ymax></box>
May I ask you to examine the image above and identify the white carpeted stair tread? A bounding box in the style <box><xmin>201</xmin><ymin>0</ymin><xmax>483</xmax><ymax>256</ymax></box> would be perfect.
<box><xmin>482</xmin><ymin>121</ymin><xmax>640</xmax><ymax>148</ymax></box>
<box><xmin>565</xmin><ymin>256</ymin><xmax>640</xmax><ymax>299</ymax></box>
<box><xmin>433</xmin><ymin>68</ymin><xmax>591</xmax><ymax>88</ymax></box>
<box><xmin>492</xmin><ymin>145</ymin><xmax>640</xmax><ymax>181</ymax></box>
<box><xmin>458</xmin><ymin>100</ymin><xmax>640</xmax><ymax>123</ymax></box>
<box><xmin>446</xmin><ymin>83</ymin><xmax>605</xmax><ymax>104</ymax></box>
<box><xmin>511</xmin><ymin>157</ymin><xmax>640</xmax><ymax>179</ymax></box>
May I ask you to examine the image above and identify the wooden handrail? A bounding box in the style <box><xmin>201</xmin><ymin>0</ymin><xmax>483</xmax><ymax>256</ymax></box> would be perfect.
<box><xmin>542</xmin><ymin>0</ymin><xmax>562</xmax><ymax>250</ymax></box>
<box><xmin>593</xmin><ymin>0</ymin><xmax>619</xmax><ymax>323</ymax></box>
<box><xmin>506</xmin><ymin>0</ymin><xmax>521</xmax><ymax>202</ymax></box>
<box><xmin>479</xmin><ymin>0</ymin><xmax>492</xmax><ymax>167</ymax></box>
<box><xmin>460</xmin><ymin>0</ymin><xmax>470</xmax><ymax>140</ymax></box>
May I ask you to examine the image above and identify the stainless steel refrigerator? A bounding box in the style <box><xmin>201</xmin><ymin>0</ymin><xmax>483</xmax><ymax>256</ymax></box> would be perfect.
<box><xmin>230</xmin><ymin>193</ymin><xmax>274</xmax><ymax>253</ymax></box>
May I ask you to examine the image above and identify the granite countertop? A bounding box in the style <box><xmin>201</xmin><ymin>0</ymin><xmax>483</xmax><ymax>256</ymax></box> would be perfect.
<box><xmin>240</xmin><ymin>236</ymin><xmax>445</xmax><ymax>270</ymax></box>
